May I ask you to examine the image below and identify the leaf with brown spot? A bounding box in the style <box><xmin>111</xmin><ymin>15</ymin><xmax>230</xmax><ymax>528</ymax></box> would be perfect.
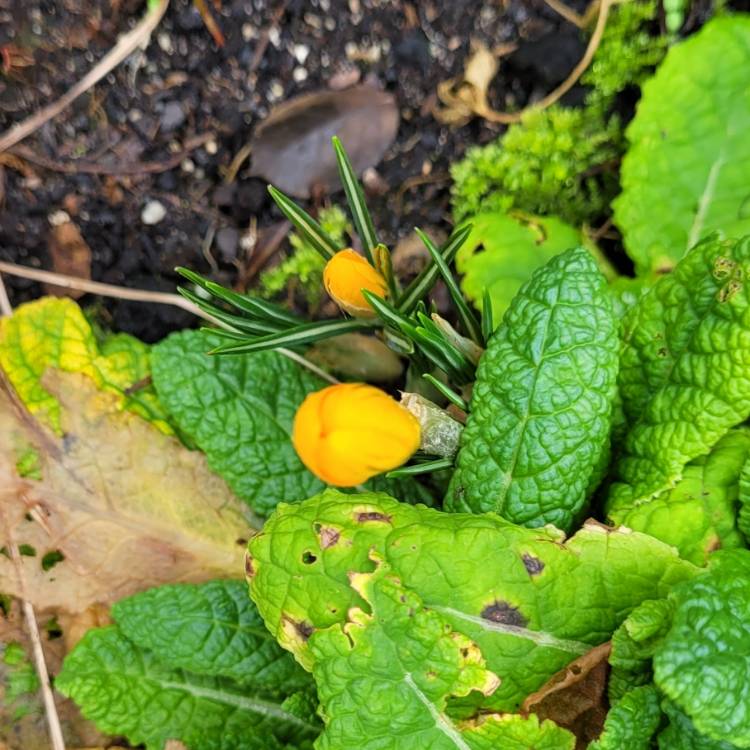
<box><xmin>0</xmin><ymin>370</ymin><xmax>255</xmax><ymax>614</ymax></box>
<box><xmin>250</xmin><ymin>85</ymin><xmax>399</xmax><ymax>198</ymax></box>
<box><xmin>522</xmin><ymin>642</ymin><xmax>612</xmax><ymax>749</ymax></box>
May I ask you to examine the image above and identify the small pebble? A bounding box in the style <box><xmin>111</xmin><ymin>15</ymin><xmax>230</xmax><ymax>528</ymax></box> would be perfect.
<box><xmin>242</xmin><ymin>23</ymin><xmax>256</xmax><ymax>41</ymax></box>
<box><xmin>293</xmin><ymin>43</ymin><xmax>310</xmax><ymax>64</ymax></box>
<box><xmin>268</xmin><ymin>26</ymin><xmax>281</xmax><ymax>47</ymax></box>
<box><xmin>293</xmin><ymin>66</ymin><xmax>308</xmax><ymax>83</ymax></box>
<box><xmin>160</xmin><ymin>101</ymin><xmax>186</xmax><ymax>131</ymax></box>
<box><xmin>181</xmin><ymin>158</ymin><xmax>196</xmax><ymax>173</ymax></box>
<box><xmin>205</xmin><ymin>140</ymin><xmax>218</xmax><ymax>155</ymax></box>
<box><xmin>48</xmin><ymin>210</ymin><xmax>71</xmax><ymax>227</ymax></box>
<box><xmin>141</xmin><ymin>201</ymin><xmax>167</xmax><ymax>226</ymax></box>
<box><xmin>157</xmin><ymin>32</ymin><xmax>173</xmax><ymax>54</ymax></box>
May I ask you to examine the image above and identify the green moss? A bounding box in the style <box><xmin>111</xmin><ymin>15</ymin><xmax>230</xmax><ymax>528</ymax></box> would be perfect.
<box><xmin>452</xmin><ymin>106</ymin><xmax>622</xmax><ymax>225</ymax></box>
<box><xmin>451</xmin><ymin>0</ymin><xmax>665</xmax><ymax>227</ymax></box>
<box><xmin>259</xmin><ymin>205</ymin><xmax>349</xmax><ymax>306</ymax></box>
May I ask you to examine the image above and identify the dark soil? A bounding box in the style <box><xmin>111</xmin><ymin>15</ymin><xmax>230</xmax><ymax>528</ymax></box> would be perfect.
<box><xmin>0</xmin><ymin>0</ymin><xmax>627</xmax><ymax>340</ymax></box>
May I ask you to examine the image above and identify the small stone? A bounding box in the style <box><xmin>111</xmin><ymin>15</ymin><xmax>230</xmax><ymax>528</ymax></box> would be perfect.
<box><xmin>268</xmin><ymin>80</ymin><xmax>284</xmax><ymax>101</ymax></box>
<box><xmin>293</xmin><ymin>66</ymin><xmax>308</xmax><ymax>83</ymax></box>
<box><xmin>242</xmin><ymin>23</ymin><xmax>256</xmax><ymax>41</ymax></box>
<box><xmin>180</xmin><ymin>158</ymin><xmax>196</xmax><ymax>173</ymax></box>
<box><xmin>160</xmin><ymin>101</ymin><xmax>186</xmax><ymax>132</ymax></box>
<box><xmin>48</xmin><ymin>210</ymin><xmax>71</xmax><ymax>227</ymax></box>
<box><xmin>157</xmin><ymin>32</ymin><xmax>173</xmax><ymax>54</ymax></box>
<box><xmin>268</xmin><ymin>26</ymin><xmax>281</xmax><ymax>47</ymax></box>
<box><xmin>292</xmin><ymin>43</ymin><xmax>310</xmax><ymax>64</ymax></box>
<box><xmin>141</xmin><ymin>201</ymin><xmax>167</xmax><ymax>226</ymax></box>
<box><xmin>205</xmin><ymin>139</ymin><xmax>218</xmax><ymax>155</ymax></box>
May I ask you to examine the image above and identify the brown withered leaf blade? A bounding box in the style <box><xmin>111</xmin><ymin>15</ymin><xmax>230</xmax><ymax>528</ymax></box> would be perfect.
<box><xmin>0</xmin><ymin>370</ymin><xmax>254</xmax><ymax>614</ymax></box>
<box><xmin>521</xmin><ymin>642</ymin><xmax>611</xmax><ymax>749</ymax></box>
<box><xmin>250</xmin><ymin>84</ymin><xmax>399</xmax><ymax>198</ymax></box>
<box><xmin>45</xmin><ymin>220</ymin><xmax>92</xmax><ymax>299</ymax></box>
<box><xmin>306</xmin><ymin>333</ymin><xmax>403</xmax><ymax>383</ymax></box>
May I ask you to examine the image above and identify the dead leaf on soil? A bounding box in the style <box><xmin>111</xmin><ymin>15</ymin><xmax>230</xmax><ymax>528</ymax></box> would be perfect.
<box><xmin>522</xmin><ymin>641</ymin><xmax>611</xmax><ymax>749</ymax></box>
<box><xmin>250</xmin><ymin>84</ymin><xmax>399</xmax><ymax>198</ymax></box>
<box><xmin>45</xmin><ymin>220</ymin><xmax>92</xmax><ymax>299</ymax></box>
<box><xmin>0</xmin><ymin>600</ymin><xmax>112</xmax><ymax>750</ymax></box>
<box><xmin>434</xmin><ymin>40</ymin><xmax>518</xmax><ymax>126</ymax></box>
<box><xmin>0</xmin><ymin>369</ymin><xmax>254</xmax><ymax>614</ymax></box>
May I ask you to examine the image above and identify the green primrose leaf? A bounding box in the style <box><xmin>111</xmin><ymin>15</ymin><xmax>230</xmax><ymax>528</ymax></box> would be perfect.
<box><xmin>151</xmin><ymin>329</ymin><xmax>326</xmax><ymax>516</ymax></box>
<box><xmin>613</xmin><ymin>15</ymin><xmax>750</xmax><ymax>274</ymax></box>
<box><xmin>55</xmin><ymin>626</ymin><xmax>319</xmax><ymax>750</ymax></box>
<box><xmin>310</xmin><ymin>561</ymin><xmax>576</xmax><ymax>750</ymax></box>
<box><xmin>613</xmin><ymin>429</ymin><xmax>750</xmax><ymax>565</ymax></box>
<box><xmin>248</xmin><ymin>489</ymin><xmax>698</xmax><ymax>710</ymax></box>
<box><xmin>653</xmin><ymin>549</ymin><xmax>750</xmax><ymax>747</ymax></box>
<box><xmin>659</xmin><ymin>699</ymin><xmax>738</xmax><ymax>750</ymax></box>
<box><xmin>455</xmin><ymin>213</ymin><xmax>586</xmax><ymax>326</ymax></box>
<box><xmin>607</xmin><ymin>234</ymin><xmax>750</xmax><ymax>518</ymax></box>
<box><xmin>445</xmin><ymin>247</ymin><xmax>619</xmax><ymax>530</ymax></box>
<box><xmin>112</xmin><ymin>580</ymin><xmax>311</xmax><ymax>693</ymax></box>
<box><xmin>588</xmin><ymin>685</ymin><xmax>662</xmax><ymax>750</ymax></box>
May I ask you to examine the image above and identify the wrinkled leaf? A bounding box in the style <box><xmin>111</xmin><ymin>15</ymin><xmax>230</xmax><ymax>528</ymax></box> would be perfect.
<box><xmin>446</xmin><ymin>248</ymin><xmax>619</xmax><ymax>531</ymax></box>
<box><xmin>613</xmin><ymin>429</ymin><xmax>750</xmax><ymax>565</ymax></box>
<box><xmin>247</xmin><ymin>489</ymin><xmax>698</xmax><ymax>710</ymax></box>
<box><xmin>56</xmin><ymin>626</ymin><xmax>318</xmax><ymax>750</ymax></box>
<box><xmin>310</xmin><ymin>561</ymin><xmax>575</xmax><ymax>750</ymax></box>
<box><xmin>0</xmin><ymin>370</ymin><xmax>253</xmax><ymax>614</ymax></box>
<box><xmin>653</xmin><ymin>549</ymin><xmax>750</xmax><ymax>747</ymax></box>
<box><xmin>112</xmin><ymin>580</ymin><xmax>310</xmax><ymax>693</ymax></box>
<box><xmin>607</xmin><ymin>235</ymin><xmax>750</xmax><ymax>516</ymax></box>
<box><xmin>659</xmin><ymin>699</ymin><xmax>737</xmax><ymax>750</ymax></box>
<box><xmin>250</xmin><ymin>85</ymin><xmax>399</xmax><ymax>198</ymax></box>
<box><xmin>614</xmin><ymin>16</ymin><xmax>750</xmax><ymax>274</ymax></box>
<box><xmin>588</xmin><ymin>685</ymin><xmax>662</xmax><ymax>750</ymax></box>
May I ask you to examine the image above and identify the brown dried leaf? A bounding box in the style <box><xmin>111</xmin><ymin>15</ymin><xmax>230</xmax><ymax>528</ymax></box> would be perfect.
<box><xmin>306</xmin><ymin>333</ymin><xmax>403</xmax><ymax>383</ymax></box>
<box><xmin>0</xmin><ymin>369</ymin><xmax>254</xmax><ymax>614</ymax></box>
<box><xmin>522</xmin><ymin>642</ymin><xmax>611</xmax><ymax>749</ymax></box>
<box><xmin>45</xmin><ymin>221</ymin><xmax>92</xmax><ymax>299</ymax></box>
<box><xmin>434</xmin><ymin>40</ymin><xmax>518</xmax><ymax>126</ymax></box>
<box><xmin>250</xmin><ymin>84</ymin><xmax>399</xmax><ymax>198</ymax></box>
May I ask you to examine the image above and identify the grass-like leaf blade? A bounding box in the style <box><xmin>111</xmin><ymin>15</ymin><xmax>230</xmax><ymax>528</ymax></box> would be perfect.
<box><xmin>268</xmin><ymin>186</ymin><xmax>339</xmax><ymax>260</ymax></box>
<box><xmin>482</xmin><ymin>288</ymin><xmax>494</xmax><ymax>344</ymax></box>
<box><xmin>177</xmin><ymin>288</ymin><xmax>283</xmax><ymax>336</ymax></box>
<box><xmin>415</xmin><ymin>227</ymin><xmax>483</xmax><ymax>345</ymax></box>
<box><xmin>397</xmin><ymin>224</ymin><xmax>472</xmax><ymax>314</ymax></box>
<box><xmin>332</xmin><ymin>135</ymin><xmax>377</xmax><ymax>263</ymax></box>
<box><xmin>208</xmin><ymin>319</ymin><xmax>376</xmax><ymax>355</ymax></box>
<box><xmin>422</xmin><ymin>373</ymin><xmax>468</xmax><ymax>411</ymax></box>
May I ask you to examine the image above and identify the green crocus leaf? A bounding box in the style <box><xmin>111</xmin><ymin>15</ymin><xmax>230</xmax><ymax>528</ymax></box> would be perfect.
<box><xmin>112</xmin><ymin>580</ymin><xmax>311</xmax><ymax>693</ymax></box>
<box><xmin>653</xmin><ymin>549</ymin><xmax>750</xmax><ymax>747</ymax></box>
<box><xmin>454</xmin><ymin>212</ymin><xmax>583</xmax><ymax>326</ymax></box>
<box><xmin>55</xmin><ymin>626</ymin><xmax>319</xmax><ymax>750</ymax></box>
<box><xmin>151</xmin><ymin>329</ymin><xmax>326</xmax><ymax>516</ymax></box>
<box><xmin>310</xmin><ymin>561</ymin><xmax>575</xmax><ymax>750</ymax></box>
<box><xmin>247</xmin><ymin>489</ymin><xmax>698</xmax><ymax>711</ymax></box>
<box><xmin>446</xmin><ymin>247</ymin><xmax>619</xmax><ymax>531</ymax></box>
<box><xmin>612</xmin><ymin>429</ymin><xmax>750</xmax><ymax>565</ymax></box>
<box><xmin>614</xmin><ymin>15</ymin><xmax>750</xmax><ymax>274</ymax></box>
<box><xmin>608</xmin><ymin>235</ymin><xmax>750</xmax><ymax>516</ymax></box>
<box><xmin>588</xmin><ymin>685</ymin><xmax>662</xmax><ymax>750</ymax></box>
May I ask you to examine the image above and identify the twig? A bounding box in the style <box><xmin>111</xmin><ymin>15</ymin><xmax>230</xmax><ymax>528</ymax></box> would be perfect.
<box><xmin>7</xmin><ymin>133</ymin><xmax>213</xmax><ymax>176</ymax></box>
<box><xmin>0</xmin><ymin>273</ymin><xmax>12</xmax><ymax>316</ymax></box>
<box><xmin>0</xmin><ymin>0</ymin><xmax>170</xmax><ymax>153</ymax></box>
<box><xmin>542</xmin><ymin>0</ymin><xmax>587</xmax><ymax>28</ymax></box>
<box><xmin>0</xmin><ymin>442</ymin><xmax>66</xmax><ymax>750</ymax></box>
<box><xmin>0</xmin><ymin>261</ymin><xmax>337</xmax><ymax>382</ymax></box>
<box><xmin>249</xmin><ymin>1</ymin><xmax>288</xmax><ymax>73</ymax></box>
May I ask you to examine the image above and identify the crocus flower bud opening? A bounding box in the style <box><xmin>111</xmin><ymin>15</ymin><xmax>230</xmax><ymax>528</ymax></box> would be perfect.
<box><xmin>292</xmin><ymin>382</ymin><xmax>421</xmax><ymax>486</ymax></box>
<box><xmin>323</xmin><ymin>249</ymin><xmax>388</xmax><ymax>317</ymax></box>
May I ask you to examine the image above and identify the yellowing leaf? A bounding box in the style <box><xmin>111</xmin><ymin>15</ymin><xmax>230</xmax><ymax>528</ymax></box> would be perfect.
<box><xmin>0</xmin><ymin>297</ymin><xmax>98</xmax><ymax>431</ymax></box>
<box><xmin>0</xmin><ymin>297</ymin><xmax>171</xmax><ymax>434</ymax></box>
<box><xmin>0</xmin><ymin>370</ymin><xmax>254</xmax><ymax>614</ymax></box>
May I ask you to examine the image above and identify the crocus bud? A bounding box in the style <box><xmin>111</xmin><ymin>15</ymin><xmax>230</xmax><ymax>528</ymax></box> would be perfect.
<box><xmin>292</xmin><ymin>382</ymin><xmax>420</xmax><ymax>486</ymax></box>
<box><xmin>323</xmin><ymin>249</ymin><xmax>388</xmax><ymax>317</ymax></box>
